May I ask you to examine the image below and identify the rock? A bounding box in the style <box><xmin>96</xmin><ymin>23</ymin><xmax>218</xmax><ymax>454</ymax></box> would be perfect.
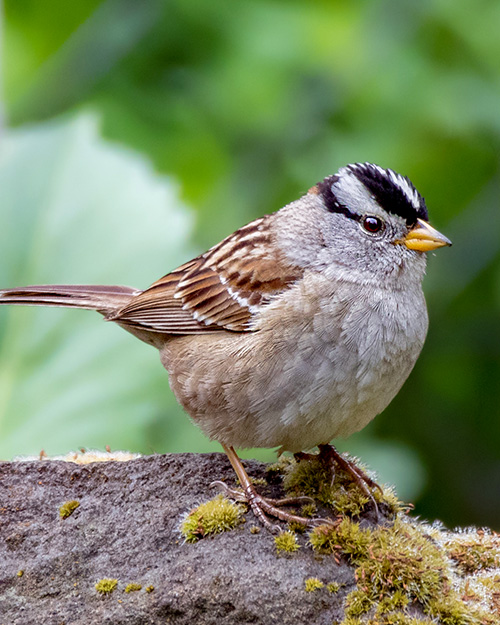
<box><xmin>0</xmin><ymin>453</ymin><xmax>354</xmax><ymax>625</ymax></box>
<box><xmin>1</xmin><ymin>453</ymin><xmax>498</xmax><ymax>625</ymax></box>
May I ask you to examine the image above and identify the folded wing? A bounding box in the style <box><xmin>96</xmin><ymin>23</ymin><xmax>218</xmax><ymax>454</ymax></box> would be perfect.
<box><xmin>111</xmin><ymin>217</ymin><xmax>302</xmax><ymax>334</ymax></box>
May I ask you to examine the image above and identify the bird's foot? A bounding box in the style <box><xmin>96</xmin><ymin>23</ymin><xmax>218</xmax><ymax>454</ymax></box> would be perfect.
<box><xmin>296</xmin><ymin>443</ymin><xmax>383</xmax><ymax>518</ymax></box>
<box><xmin>211</xmin><ymin>480</ymin><xmax>331</xmax><ymax>533</ymax></box>
<box><xmin>217</xmin><ymin>443</ymin><xmax>335</xmax><ymax>532</ymax></box>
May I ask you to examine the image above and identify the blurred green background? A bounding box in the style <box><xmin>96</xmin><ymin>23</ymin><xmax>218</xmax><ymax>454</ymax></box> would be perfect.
<box><xmin>0</xmin><ymin>0</ymin><xmax>499</xmax><ymax>530</ymax></box>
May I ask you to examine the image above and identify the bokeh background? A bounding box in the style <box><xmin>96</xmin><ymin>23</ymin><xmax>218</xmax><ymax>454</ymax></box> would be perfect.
<box><xmin>0</xmin><ymin>0</ymin><xmax>499</xmax><ymax>530</ymax></box>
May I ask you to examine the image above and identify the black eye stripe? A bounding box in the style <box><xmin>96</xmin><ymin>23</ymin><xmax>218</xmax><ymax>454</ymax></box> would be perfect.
<box><xmin>317</xmin><ymin>178</ymin><xmax>362</xmax><ymax>223</ymax></box>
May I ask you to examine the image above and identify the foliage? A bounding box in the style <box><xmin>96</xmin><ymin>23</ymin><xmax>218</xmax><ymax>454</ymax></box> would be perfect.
<box><xmin>0</xmin><ymin>114</ymin><xmax>197</xmax><ymax>458</ymax></box>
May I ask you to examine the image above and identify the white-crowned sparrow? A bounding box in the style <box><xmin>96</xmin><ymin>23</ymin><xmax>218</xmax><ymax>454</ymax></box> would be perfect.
<box><xmin>0</xmin><ymin>162</ymin><xmax>451</xmax><ymax>529</ymax></box>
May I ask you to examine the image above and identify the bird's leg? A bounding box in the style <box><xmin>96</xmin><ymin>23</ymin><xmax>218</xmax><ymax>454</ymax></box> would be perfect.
<box><xmin>317</xmin><ymin>443</ymin><xmax>382</xmax><ymax>515</ymax></box>
<box><xmin>318</xmin><ymin>444</ymin><xmax>383</xmax><ymax>492</ymax></box>
<box><xmin>293</xmin><ymin>450</ymin><xmax>317</xmax><ymax>463</ymax></box>
<box><xmin>212</xmin><ymin>443</ymin><xmax>323</xmax><ymax>532</ymax></box>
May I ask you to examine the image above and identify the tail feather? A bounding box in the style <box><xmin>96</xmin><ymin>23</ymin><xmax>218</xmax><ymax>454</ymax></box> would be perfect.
<box><xmin>0</xmin><ymin>284</ymin><xmax>139</xmax><ymax>316</ymax></box>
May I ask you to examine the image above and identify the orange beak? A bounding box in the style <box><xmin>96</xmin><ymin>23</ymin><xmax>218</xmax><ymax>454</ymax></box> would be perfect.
<box><xmin>400</xmin><ymin>218</ymin><xmax>452</xmax><ymax>252</ymax></box>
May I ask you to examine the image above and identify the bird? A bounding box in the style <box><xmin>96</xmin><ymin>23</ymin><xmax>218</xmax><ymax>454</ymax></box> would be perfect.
<box><xmin>0</xmin><ymin>162</ymin><xmax>451</xmax><ymax>530</ymax></box>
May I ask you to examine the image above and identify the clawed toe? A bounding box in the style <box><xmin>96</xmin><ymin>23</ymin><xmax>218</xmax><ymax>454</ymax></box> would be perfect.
<box><xmin>210</xmin><ymin>480</ymin><xmax>247</xmax><ymax>502</ymax></box>
<box><xmin>211</xmin><ymin>479</ymin><xmax>326</xmax><ymax>532</ymax></box>
<box><xmin>215</xmin><ymin>442</ymin><xmax>380</xmax><ymax>533</ymax></box>
<box><xmin>271</xmin><ymin>495</ymin><xmax>315</xmax><ymax>506</ymax></box>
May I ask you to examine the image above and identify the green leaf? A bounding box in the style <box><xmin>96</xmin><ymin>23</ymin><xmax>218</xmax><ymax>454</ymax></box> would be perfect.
<box><xmin>0</xmin><ymin>113</ymin><xmax>205</xmax><ymax>459</ymax></box>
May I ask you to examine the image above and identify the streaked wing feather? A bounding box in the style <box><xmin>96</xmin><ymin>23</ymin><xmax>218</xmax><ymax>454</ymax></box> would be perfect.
<box><xmin>112</xmin><ymin>216</ymin><xmax>303</xmax><ymax>334</ymax></box>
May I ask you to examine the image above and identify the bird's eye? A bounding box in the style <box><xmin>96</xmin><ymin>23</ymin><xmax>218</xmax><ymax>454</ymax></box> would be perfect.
<box><xmin>361</xmin><ymin>215</ymin><xmax>384</xmax><ymax>234</ymax></box>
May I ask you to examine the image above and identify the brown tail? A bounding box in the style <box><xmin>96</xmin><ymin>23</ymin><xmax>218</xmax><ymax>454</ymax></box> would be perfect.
<box><xmin>0</xmin><ymin>284</ymin><xmax>139</xmax><ymax>316</ymax></box>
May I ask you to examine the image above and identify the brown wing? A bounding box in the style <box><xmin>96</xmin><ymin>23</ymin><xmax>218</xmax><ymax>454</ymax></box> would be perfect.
<box><xmin>110</xmin><ymin>216</ymin><xmax>302</xmax><ymax>334</ymax></box>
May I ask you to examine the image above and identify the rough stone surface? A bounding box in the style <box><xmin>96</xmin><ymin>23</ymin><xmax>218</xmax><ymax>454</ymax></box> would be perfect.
<box><xmin>0</xmin><ymin>453</ymin><xmax>355</xmax><ymax>625</ymax></box>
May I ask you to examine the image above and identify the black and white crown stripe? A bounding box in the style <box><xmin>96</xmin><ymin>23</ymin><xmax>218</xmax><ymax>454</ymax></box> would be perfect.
<box><xmin>318</xmin><ymin>162</ymin><xmax>428</xmax><ymax>226</ymax></box>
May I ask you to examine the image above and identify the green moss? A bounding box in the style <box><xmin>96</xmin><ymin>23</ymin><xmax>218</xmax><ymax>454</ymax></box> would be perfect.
<box><xmin>266</xmin><ymin>455</ymin><xmax>294</xmax><ymax>477</ymax></box>
<box><xmin>124</xmin><ymin>583</ymin><xmax>142</xmax><ymax>593</ymax></box>
<box><xmin>275</xmin><ymin>530</ymin><xmax>300</xmax><ymax>554</ymax></box>
<box><xmin>95</xmin><ymin>578</ymin><xmax>118</xmax><ymax>595</ymax></box>
<box><xmin>308</xmin><ymin>523</ymin><xmax>333</xmax><ymax>552</ymax></box>
<box><xmin>181</xmin><ymin>494</ymin><xmax>244</xmax><ymax>543</ymax></box>
<box><xmin>269</xmin><ymin>457</ymin><xmax>498</xmax><ymax>625</ymax></box>
<box><xmin>288</xmin><ymin>520</ymin><xmax>307</xmax><ymax>533</ymax></box>
<box><xmin>472</xmin><ymin>574</ymin><xmax>500</xmax><ymax>621</ymax></box>
<box><xmin>59</xmin><ymin>500</ymin><xmax>80</xmax><ymax>519</ymax></box>
<box><xmin>284</xmin><ymin>455</ymin><xmax>337</xmax><ymax>505</ymax></box>
<box><xmin>301</xmin><ymin>502</ymin><xmax>317</xmax><ymax>518</ymax></box>
<box><xmin>327</xmin><ymin>581</ymin><xmax>341</xmax><ymax>593</ymax></box>
<box><xmin>376</xmin><ymin>590</ymin><xmax>409</xmax><ymax>614</ymax></box>
<box><xmin>445</xmin><ymin>531</ymin><xmax>500</xmax><ymax>574</ymax></box>
<box><xmin>250</xmin><ymin>525</ymin><xmax>261</xmax><ymax>534</ymax></box>
<box><xmin>332</xmin><ymin>489</ymin><xmax>370</xmax><ymax>516</ymax></box>
<box><xmin>283</xmin><ymin>454</ymin><xmax>393</xmax><ymax>518</ymax></box>
<box><xmin>145</xmin><ymin>585</ymin><xmax>154</xmax><ymax>593</ymax></box>
<box><xmin>355</xmin><ymin>518</ymin><xmax>447</xmax><ymax>604</ymax></box>
<box><xmin>308</xmin><ymin>515</ymin><xmax>490</xmax><ymax>625</ymax></box>
<box><xmin>373</xmin><ymin>486</ymin><xmax>409</xmax><ymax>516</ymax></box>
<box><xmin>344</xmin><ymin>589</ymin><xmax>373</xmax><ymax>617</ymax></box>
<box><xmin>426</xmin><ymin>593</ymin><xmax>482</xmax><ymax>625</ymax></box>
<box><xmin>17</xmin><ymin>570</ymin><xmax>24</xmax><ymax>577</ymax></box>
<box><xmin>309</xmin><ymin>518</ymin><xmax>371</xmax><ymax>561</ymax></box>
<box><xmin>251</xmin><ymin>477</ymin><xmax>268</xmax><ymax>487</ymax></box>
<box><xmin>304</xmin><ymin>577</ymin><xmax>324</xmax><ymax>592</ymax></box>
<box><xmin>367</xmin><ymin>615</ymin><xmax>436</xmax><ymax>625</ymax></box>
<box><xmin>282</xmin><ymin>452</ymin><xmax>409</xmax><ymax>523</ymax></box>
